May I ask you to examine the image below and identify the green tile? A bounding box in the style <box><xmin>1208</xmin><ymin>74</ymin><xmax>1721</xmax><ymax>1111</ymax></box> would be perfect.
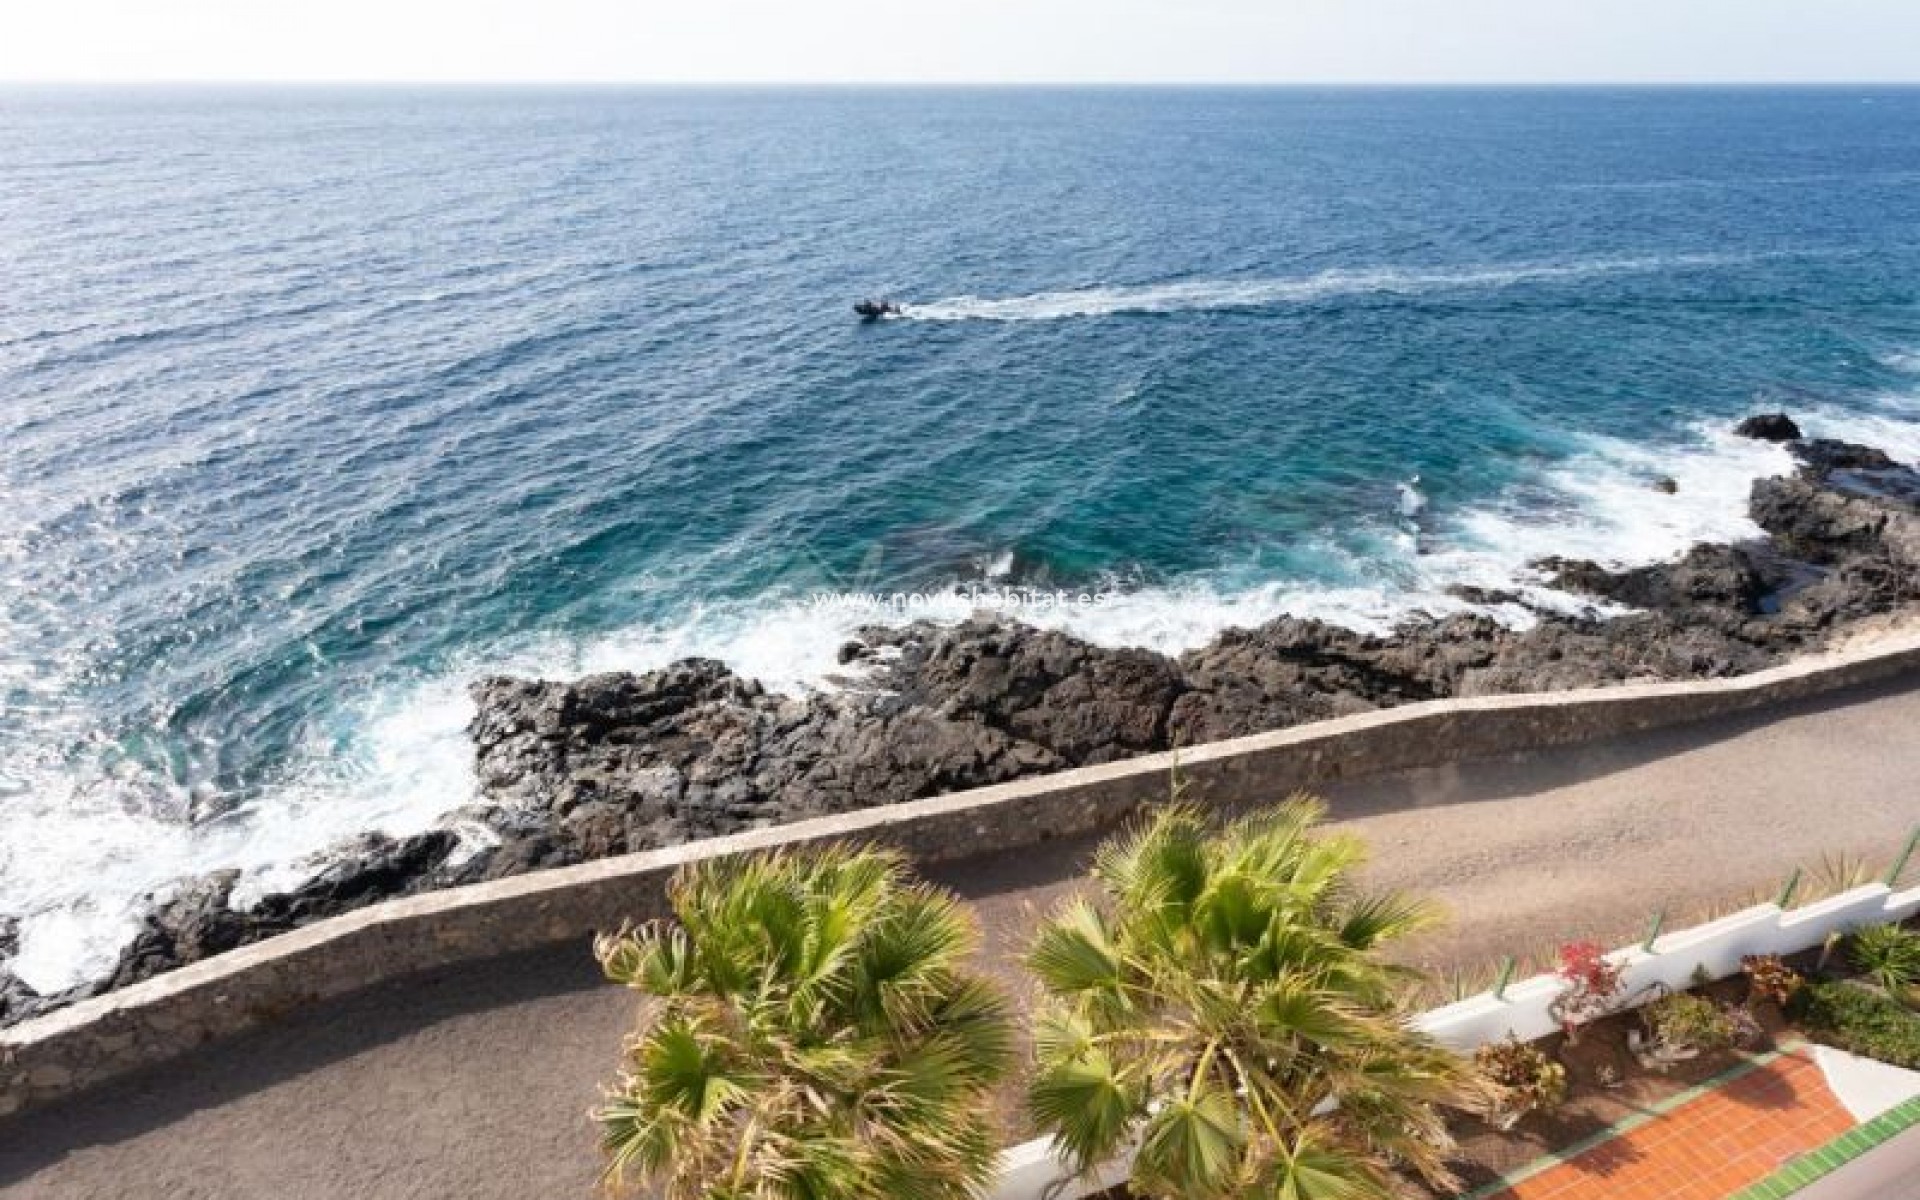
<box><xmin>1726</xmin><ymin>1094</ymin><xmax>1920</xmax><ymax>1199</ymax></box>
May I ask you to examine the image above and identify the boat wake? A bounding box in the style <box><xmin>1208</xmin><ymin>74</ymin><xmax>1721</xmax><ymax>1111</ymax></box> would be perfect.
<box><xmin>903</xmin><ymin>253</ymin><xmax>1761</xmax><ymax>322</ymax></box>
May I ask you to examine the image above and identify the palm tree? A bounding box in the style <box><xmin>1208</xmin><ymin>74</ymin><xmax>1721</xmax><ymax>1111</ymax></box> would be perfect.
<box><xmin>594</xmin><ymin>844</ymin><xmax>1015</xmax><ymax>1200</ymax></box>
<box><xmin>1026</xmin><ymin>793</ymin><xmax>1484</xmax><ymax>1200</ymax></box>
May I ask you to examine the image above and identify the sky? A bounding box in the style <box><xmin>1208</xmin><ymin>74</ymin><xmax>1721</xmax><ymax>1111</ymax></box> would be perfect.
<box><xmin>5</xmin><ymin>0</ymin><xmax>1920</xmax><ymax>85</ymax></box>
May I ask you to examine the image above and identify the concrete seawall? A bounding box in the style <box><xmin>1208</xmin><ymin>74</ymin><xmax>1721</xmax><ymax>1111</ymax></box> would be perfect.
<box><xmin>7</xmin><ymin>630</ymin><xmax>1920</xmax><ymax>1117</ymax></box>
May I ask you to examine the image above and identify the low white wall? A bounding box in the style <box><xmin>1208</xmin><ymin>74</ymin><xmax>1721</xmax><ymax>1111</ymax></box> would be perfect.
<box><xmin>1414</xmin><ymin>881</ymin><xmax>1920</xmax><ymax>1050</ymax></box>
<box><xmin>989</xmin><ymin>880</ymin><xmax>1920</xmax><ymax>1200</ymax></box>
<box><xmin>993</xmin><ymin>1137</ymin><xmax>1136</xmax><ymax>1200</ymax></box>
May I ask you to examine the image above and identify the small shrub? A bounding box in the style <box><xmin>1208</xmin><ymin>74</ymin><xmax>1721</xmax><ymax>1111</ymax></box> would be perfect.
<box><xmin>1548</xmin><ymin>941</ymin><xmax>1625</xmax><ymax>1044</ymax></box>
<box><xmin>1849</xmin><ymin>924</ymin><xmax>1920</xmax><ymax>1000</ymax></box>
<box><xmin>1741</xmin><ymin>954</ymin><xmax>1803</xmax><ymax>1008</ymax></box>
<box><xmin>1474</xmin><ymin>1035</ymin><xmax>1567</xmax><ymax>1128</ymax></box>
<box><xmin>1644</xmin><ymin>992</ymin><xmax>1737</xmax><ymax>1053</ymax></box>
<box><xmin>1790</xmin><ymin>980</ymin><xmax>1920</xmax><ymax>1069</ymax></box>
<box><xmin>1410</xmin><ymin>960</ymin><xmax>1509</xmax><ymax>1010</ymax></box>
<box><xmin>1722</xmin><ymin>1003</ymin><xmax>1766</xmax><ymax>1049</ymax></box>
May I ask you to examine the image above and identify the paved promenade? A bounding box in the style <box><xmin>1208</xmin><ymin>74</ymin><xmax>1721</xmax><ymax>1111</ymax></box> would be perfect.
<box><xmin>5</xmin><ymin>676</ymin><xmax>1920</xmax><ymax>1200</ymax></box>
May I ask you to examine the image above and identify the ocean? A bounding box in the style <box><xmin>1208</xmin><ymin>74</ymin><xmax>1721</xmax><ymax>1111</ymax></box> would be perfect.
<box><xmin>4</xmin><ymin>85</ymin><xmax>1920</xmax><ymax>990</ymax></box>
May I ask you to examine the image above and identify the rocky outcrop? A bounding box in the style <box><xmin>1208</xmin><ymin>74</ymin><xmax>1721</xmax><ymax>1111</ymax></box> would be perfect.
<box><xmin>874</xmin><ymin>620</ymin><xmax>1184</xmax><ymax>762</ymax></box>
<box><xmin>1543</xmin><ymin>544</ymin><xmax>1769</xmax><ymax>619</ymax></box>
<box><xmin>1796</xmin><ymin>438</ymin><xmax>1896</xmax><ymax>476</ymax></box>
<box><xmin>1169</xmin><ymin>617</ymin><xmax>1471</xmax><ymax>744</ymax></box>
<box><xmin>8</xmin><ymin>416</ymin><xmax>1918</xmax><ymax>1025</ymax></box>
<box><xmin>253</xmin><ymin>832</ymin><xmax>462</xmax><ymax>926</ymax></box>
<box><xmin>0</xmin><ymin>917</ymin><xmax>33</xmax><ymax>1023</ymax></box>
<box><xmin>1752</xmin><ymin>476</ymin><xmax>1920</xmax><ymax>568</ymax></box>
<box><xmin>96</xmin><ymin>831</ymin><xmax>463</xmax><ymax>992</ymax></box>
<box><xmin>1735</xmin><ymin>412</ymin><xmax>1803</xmax><ymax>442</ymax></box>
<box><xmin>453</xmin><ymin>653</ymin><xmax>1058</xmax><ymax>884</ymax></box>
<box><xmin>106</xmin><ymin>871</ymin><xmax>252</xmax><ymax>989</ymax></box>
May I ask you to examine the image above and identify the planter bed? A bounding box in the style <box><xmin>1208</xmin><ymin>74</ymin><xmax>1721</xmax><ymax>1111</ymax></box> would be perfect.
<box><xmin>1432</xmin><ymin>986</ymin><xmax>1784</xmax><ymax>1196</ymax></box>
<box><xmin>1396</xmin><ymin>933</ymin><xmax>1920</xmax><ymax>1200</ymax></box>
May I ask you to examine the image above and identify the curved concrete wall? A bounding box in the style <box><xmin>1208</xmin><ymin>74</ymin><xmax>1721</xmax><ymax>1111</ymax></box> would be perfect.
<box><xmin>6</xmin><ymin>631</ymin><xmax>1920</xmax><ymax>1117</ymax></box>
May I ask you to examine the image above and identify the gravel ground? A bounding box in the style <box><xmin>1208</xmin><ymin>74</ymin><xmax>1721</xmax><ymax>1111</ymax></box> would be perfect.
<box><xmin>6</xmin><ymin>675</ymin><xmax>1920</xmax><ymax>1200</ymax></box>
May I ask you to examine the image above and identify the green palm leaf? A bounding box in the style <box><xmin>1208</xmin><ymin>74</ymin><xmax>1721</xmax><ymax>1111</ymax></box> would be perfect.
<box><xmin>1271</xmin><ymin>1127</ymin><xmax>1393</xmax><ymax>1200</ymax></box>
<box><xmin>1136</xmin><ymin>1087</ymin><xmax>1246</xmax><ymax>1200</ymax></box>
<box><xmin>1027</xmin><ymin>1046</ymin><xmax>1137</xmax><ymax>1171</ymax></box>
<box><xmin>1028</xmin><ymin>898</ymin><xmax>1125</xmax><ymax>1005</ymax></box>
<box><xmin>636</xmin><ymin>1018</ymin><xmax>747</xmax><ymax>1121</ymax></box>
<box><xmin>594</xmin><ymin>845</ymin><xmax>1011</xmax><ymax>1200</ymax></box>
<box><xmin>1336</xmin><ymin>890</ymin><xmax>1441</xmax><ymax>951</ymax></box>
<box><xmin>1028</xmin><ymin>784</ymin><xmax>1476</xmax><ymax>1199</ymax></box>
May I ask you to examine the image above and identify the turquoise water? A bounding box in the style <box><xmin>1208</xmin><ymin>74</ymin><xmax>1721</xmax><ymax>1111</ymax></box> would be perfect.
<box><xmin>4</xmin><ymin>87</ymin><xmax>1920</xmax><ymax>985</ymax></box>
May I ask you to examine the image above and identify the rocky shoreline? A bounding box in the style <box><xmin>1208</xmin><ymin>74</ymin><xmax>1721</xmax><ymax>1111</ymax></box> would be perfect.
<box><xmin>6</xmin><ymin>414</ymin><xmax>1920</xmax><ymax>1026</ymax></box>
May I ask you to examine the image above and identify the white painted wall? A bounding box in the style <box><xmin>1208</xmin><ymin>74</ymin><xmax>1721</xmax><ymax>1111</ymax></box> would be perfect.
<box><xmin>1414</xmin><ymin>882</ymin><xmax>1920</xmax><ymax>1051</ymax></box>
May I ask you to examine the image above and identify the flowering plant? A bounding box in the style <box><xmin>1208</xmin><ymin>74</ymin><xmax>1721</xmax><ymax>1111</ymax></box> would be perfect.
<box><xmin>1548</xmin><ymin>940</ymin><xmax>1624</xmax><ymax>1043</ymax></box>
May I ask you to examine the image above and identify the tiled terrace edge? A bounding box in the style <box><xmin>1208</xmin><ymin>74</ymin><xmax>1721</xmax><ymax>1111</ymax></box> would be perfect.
<box><xmin>6</xmin><ymin>629</ymin><xmax>1920</xmax><ymax>1117</ymax></box>
<box><xmin>1729</xmin><ymin>1094</ymin><xmax>1920</xmax><ymax>1200</ymax></box>
<box><xmin>1455</xmin><ymin>1046</ymin><xmax>1798</xmax><ymax>1200</ymax></box>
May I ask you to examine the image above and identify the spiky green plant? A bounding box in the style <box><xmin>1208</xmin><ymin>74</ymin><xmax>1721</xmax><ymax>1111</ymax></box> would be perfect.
<box><xmin>1849</xmin><ymin>923</ymin><xmax>1920</xmax><ymax>1001</ymax></box>
<box><xmin>594</xmin><ymin>844</ymin><xmax>1014</xmax><ymax>1200</ymax></box>
<box><xmin>1812</xmin><ymin>851</ymin><xmax>1875</xmax><ymax>900</ymax></box>
<box><xmin>1405</xmin><ymin>959</ymin><xmax>1507</xmax><ymax>1011</ymax></box>
<box><xmin>1026</xmin><ymin>795</ymin><xmax>1487</xmax><ymax>1200</ymax></box>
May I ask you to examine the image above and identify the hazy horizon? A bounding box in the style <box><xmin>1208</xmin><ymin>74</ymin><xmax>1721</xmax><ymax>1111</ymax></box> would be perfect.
<box><xmin>7</xmin><ymin>1</ymin><xmax>1920</xmax><ymax>86</ymax></box>
<box><xmin>9</xmin><ymin>81</ymin><xmax>1920</xmax><ymax>90</ymax></box>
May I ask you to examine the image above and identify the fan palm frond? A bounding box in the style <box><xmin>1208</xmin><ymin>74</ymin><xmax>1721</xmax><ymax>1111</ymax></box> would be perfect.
<box><xmin>1029</xmin><ymin>785</ymin><xmax>1476</xmax><ymax>1199</ymax></box>
<box><xmin>594</xmin><ymin>844</ymin><xmax>1012</xmax><ymax>1200</ymax></box>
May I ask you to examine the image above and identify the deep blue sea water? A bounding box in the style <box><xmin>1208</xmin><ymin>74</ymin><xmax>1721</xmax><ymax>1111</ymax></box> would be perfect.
<box><xmin>5</xmin><ymin>86</ymin><xmax>1920</xmax><ymax>987</ymax></box>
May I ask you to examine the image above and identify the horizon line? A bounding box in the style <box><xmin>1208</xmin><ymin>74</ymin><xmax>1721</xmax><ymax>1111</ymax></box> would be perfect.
<box><xmin>5</xmin><ymin>78</ymin><xmax>1920</xmax><ymax>89</ymax></box>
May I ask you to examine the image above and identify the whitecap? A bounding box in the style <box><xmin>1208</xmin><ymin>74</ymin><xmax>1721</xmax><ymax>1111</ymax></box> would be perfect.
<box><xmin>1397</xmin><ymin>475</ymin><xmax>1428</xmax><ymax>520</ymax></box>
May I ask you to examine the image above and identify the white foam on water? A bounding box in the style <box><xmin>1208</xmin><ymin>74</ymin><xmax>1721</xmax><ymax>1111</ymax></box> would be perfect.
<box><xmin>1397</xmin><ymin>476</ymin><xmax>1428</xmax><ymax>520</ymax></box>
<box><xmin>2</xmin><ymin>677</ymin><xmax>480</xmax><ymax>994</ymax></box>
<box><xmin>0</xmin><ymin>593</ymin><xmax>914</xmax><ymax>993</ymax></box>
<box><xmin>1452</xmin><ymin>426</ymin><xmax>1795</xmax><ymax>572</ymax></box>
<box><xmin>1800</xmin><ymin>394</ymin><xmax>1920</xmax><ymax>465</ymax></box>
<box><xmin>6</xmin><ymin>398</ymin><xmax>1917</xmax><ymax>995</ymax></box>
<box><xmin>905</xmin><ymin>254</ymin><xmax>1752</xmax><ymax>323</ymax></box>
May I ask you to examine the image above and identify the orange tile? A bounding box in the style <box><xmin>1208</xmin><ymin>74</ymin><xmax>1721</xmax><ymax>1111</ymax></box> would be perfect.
<box><xmin>1474</xmin><ymin>1050</ymin><xmax>1857</xmax><ymax>1200</ymax></box>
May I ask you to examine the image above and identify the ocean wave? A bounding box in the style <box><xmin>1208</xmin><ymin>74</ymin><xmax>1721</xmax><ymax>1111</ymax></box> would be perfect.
<box><xmin>0</xmin><ymin>678</ymin><xmax>479</xmax><ymax>994</ymax></box>
<box><xmin>1795</xmin><ymin>394</ymin><xmax>1920</xmax><ymax>464</ymax></box>
<box><xmin>3</xmin><ymin>403</ymin><xmax>1911</xmax><ymax>994</ymax></box>
<box><xmin>0</xmin><ymin>593</ymin><xmax>929</xmax><ymax>992</ymax></box>
<box><xmin>903</xmin><ymin>254</ymin><xmax>1756</xmax><ymax>322</ymax></box>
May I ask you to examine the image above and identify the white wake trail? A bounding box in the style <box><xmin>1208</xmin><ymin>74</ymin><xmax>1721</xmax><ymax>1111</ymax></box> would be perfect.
<box><xmin>905</xmin><ymin>254</ymin><xmax>1751</xmax><ymax>322</ymax></box>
